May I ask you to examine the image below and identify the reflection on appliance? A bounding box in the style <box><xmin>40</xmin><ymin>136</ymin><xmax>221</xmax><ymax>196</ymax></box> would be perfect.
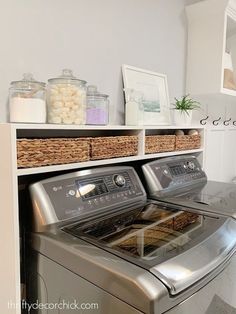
<box><xmin>65</xmin><ymin>205</ymin><xmax>202</xmax><ymax>261</ymax></box>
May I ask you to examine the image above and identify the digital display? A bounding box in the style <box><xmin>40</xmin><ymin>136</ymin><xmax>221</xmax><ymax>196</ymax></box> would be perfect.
<box><xmin>169</xmin><ymin>165</ymin><xmax>185</xmax><ymax>176</ymax></box>
<box><xmin>76</xmin><ymin>179</ymin><xmax>108</xmax><ymax>199</ymax></box>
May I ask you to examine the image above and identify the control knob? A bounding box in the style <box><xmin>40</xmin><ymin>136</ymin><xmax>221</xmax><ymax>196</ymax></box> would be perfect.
<box><xmin>187</xmin><ymin>161</ymin><xmax>195</xmax><ymax>170</ymax></box>
<box><xmin>113</xmin><ymin>174</ymin><xmax>126</xmax><ymax>187</ymax></box>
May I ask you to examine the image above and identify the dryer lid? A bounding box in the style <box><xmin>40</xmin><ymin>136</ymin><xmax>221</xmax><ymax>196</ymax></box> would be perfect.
<box><xmin>154</xmin><ymin>180</ymin><xmax>236</xmax><ymax>220</ymax></box>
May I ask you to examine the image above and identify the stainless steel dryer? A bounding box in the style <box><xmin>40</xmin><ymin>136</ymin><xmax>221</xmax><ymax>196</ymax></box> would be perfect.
<box><xmin>28</xmin><ymin>166</ymin><xmax>236</xmax><ymax>314</ymax></box>
<box><xmin>142</xmin><ymin>155</ymin><xmax>236</xmax><ymax>219</ymax></box>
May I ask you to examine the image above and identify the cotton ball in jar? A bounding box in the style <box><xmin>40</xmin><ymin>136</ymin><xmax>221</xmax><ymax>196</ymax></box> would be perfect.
<box><xmin>188</xmin><ymin>129</ymin><xmax>199</xmax><ymax>136</ymax></box>
<box><xmin>175</xmin><ymin>130</ymin><xmax>185</xmax><ymax>136</ymax></box>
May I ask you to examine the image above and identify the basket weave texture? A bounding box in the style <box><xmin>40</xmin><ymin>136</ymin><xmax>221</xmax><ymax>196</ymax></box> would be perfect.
<box><xmin>17</xmin><ymin>138</ymin><xmax>90</xmax><ymax>168</ymax></box>
<box><xmin>90</xmin><ymin>136</ymin><xmax>138</xmax><ymax>160</ymax></box>
<box><xmin>145</xmin><ymin>135</ymin><xmax>176</xmax><ymax>154</ymax></box>
<box><xmin>175</xmin><ymin>135</ymin><xmax>201</xmax><ymax>151</ymax></box>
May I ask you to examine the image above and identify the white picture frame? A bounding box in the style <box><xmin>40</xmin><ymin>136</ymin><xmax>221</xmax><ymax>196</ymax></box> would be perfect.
<box><xmin>122</xmin><ymin>64</ymin><xmax>171</xmax><ymax>125</ymax></box>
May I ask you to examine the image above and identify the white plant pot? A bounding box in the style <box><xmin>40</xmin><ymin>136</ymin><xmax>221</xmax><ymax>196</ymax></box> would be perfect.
<box><xmin>173</xmin><ymin>110</ymin><xmax>192</xmax><ymax>126</ymax></box>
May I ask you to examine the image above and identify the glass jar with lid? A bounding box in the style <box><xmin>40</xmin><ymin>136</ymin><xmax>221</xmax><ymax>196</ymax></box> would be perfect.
<box><xmin>47</xmin><ymin>69</ymin><xmax>87</xmax><ymax>124</ymax></box>
<box><xmin>9</xmin><ymin>73</ymin><xmax>46</xmax><ymax>123</ymax></box>
<box><xmin>86</xmin><ymin>85</ymin><xmax>109</xmax><ymax>125</ymax></box>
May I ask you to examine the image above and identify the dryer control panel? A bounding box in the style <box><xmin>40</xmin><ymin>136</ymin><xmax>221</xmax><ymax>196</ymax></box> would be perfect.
<box><xmin>30</xmin><ymin>166</ymin><xmax>146</xmax><ymax>231</ymax></box>
<box><xmin>142</xmin><ymin>155</ymin><xmax>207</xmax><ymax>196</ymax></box>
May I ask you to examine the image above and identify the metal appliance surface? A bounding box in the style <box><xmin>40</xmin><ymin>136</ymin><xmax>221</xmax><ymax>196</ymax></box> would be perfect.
<box><xmin>142</xmin><ymin>155</ymin><xmax>236</xmax><ymax>219</ymax></box>
<box><xmin>29</xmin><ymin>165</ymin><xmax>236</xmax><ymax>314</ymax></box>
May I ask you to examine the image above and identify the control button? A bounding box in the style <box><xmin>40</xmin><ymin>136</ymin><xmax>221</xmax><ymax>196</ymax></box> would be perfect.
<box><xmin>163</xmin><ymin>169</ymin><xmax>169</xmax><ymax>175</ymax></box>
<box><xmin>113</xmin><ymin>174</ymin><xmax>126</xmax><ymax>187</ymax></box>
<box><xmin>68</xmin><ymin>189</ymin><xmax>76</xmax><ymax>196</ymax></box>
<box><xmin>53</xmin><ymin>186</ymin><xmax>63</xmax><ymax>192</ymax></box>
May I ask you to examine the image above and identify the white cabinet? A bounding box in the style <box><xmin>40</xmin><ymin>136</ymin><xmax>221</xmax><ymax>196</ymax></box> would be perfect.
<box><xmin>204</xmin><ymin>127</ymin><xmax>236</xmax><ymax>182</ymax></box>
<box><xmin>186</xmin><ymin>0</ymin><xmax>236</xmax><ymax>98</ymax></box>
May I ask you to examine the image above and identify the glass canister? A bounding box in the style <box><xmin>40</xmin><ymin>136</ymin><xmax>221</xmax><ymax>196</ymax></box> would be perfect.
<box><xmin>86</xmin><ymin>85</ymin><xmax>109</xmax><ymax>125</ymax></box>
<box><xmin>47</xmin><ymin>69</ymin><xmax>87</xmax><ymax>124</ymax></box>
<box><xmin>9</xmin><ymin>73</ymin><xmax>46</xmax><ymax>123</ymax></box>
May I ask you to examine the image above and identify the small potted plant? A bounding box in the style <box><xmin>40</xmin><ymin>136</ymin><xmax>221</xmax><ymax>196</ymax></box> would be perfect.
<box><xmin>172</xmin><ymin>94</ymin><xmax>200</xmax><ymax>125</ymax></box>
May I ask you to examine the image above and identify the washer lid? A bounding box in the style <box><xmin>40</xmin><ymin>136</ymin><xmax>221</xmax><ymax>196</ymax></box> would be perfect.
<box><xmin>150</xmin><ymin>217</ymin><xmax>236</xmax><ymax>295</ymax></box>
<box><xmin>64</xmin><ymin>202</ymin><xmax>236</xmax><ymax>295</ymax></box>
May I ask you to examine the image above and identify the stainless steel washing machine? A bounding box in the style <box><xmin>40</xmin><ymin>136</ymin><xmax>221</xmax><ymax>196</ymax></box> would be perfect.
<box><xmin>28</xmin><ymin>166</ymin><xmax>236</xmax><ymax>314</ymax></box>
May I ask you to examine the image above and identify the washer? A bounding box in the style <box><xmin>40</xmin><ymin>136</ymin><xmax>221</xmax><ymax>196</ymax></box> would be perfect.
<box><xmin>142</xmin><ymin>155</ymin><xmax>236</xmax><ymax>219</ymax></box>
<box><xmin>28</xmin><ymin>166</ymin><xmax>236</xmax><ymax>314</ymax></box>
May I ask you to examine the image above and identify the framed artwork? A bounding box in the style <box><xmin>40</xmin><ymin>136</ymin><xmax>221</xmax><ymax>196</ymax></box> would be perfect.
<box><xmin>122</xmin><ymin>64</ymin><xmax>171</xmax><ymax>125</ymax></box>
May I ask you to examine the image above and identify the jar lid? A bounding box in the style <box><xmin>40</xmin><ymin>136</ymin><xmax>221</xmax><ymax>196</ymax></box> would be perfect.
<box><xmin>87</xmin><ymin>85</ymin><xmax>108</xmax><ymax>98</ymax></box>
<box><xmin>10</xmin><ymin>73</ymin><xmax>46</xmax><ymax>90</ymax></box>
<box><xmin>48</xmin><ymin>69</ymin><xmax>87</xmax><ymax>85</ymax></box>
<box><xmin>87</xmin><ymin>85</ymin><xmax>99</xmax><ymax>95</ymax></box>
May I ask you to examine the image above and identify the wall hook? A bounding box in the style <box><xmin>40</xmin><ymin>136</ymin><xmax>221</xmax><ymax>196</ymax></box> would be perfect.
<box><xmin>223</xmin><ymin>118</ymin><xmax>232</xmax><ymax>126</ymax></box>
<box><xmin>200</xmin><ymin>116</ymin><xmax>209</xmax><ymax>125</ymax></box>
<box><xmin>212</xmin><ymin>117</ymin><xmax>221</xmax><ymax>126</ymax></box>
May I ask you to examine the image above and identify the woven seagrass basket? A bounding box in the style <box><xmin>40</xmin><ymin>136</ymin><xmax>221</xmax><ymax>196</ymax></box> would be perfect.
<box><xmin>175</xmin><ymin>135</ymin><xmax>201</xmax><ymax>151</ymax></box>
<box><xmin>90</xmin><ymin>136</ymin><xmax>138</xmax><ymax>160</ymax></box>
<box><xmin>145</xmin><ymin>135</ymin><xmax>176</xmax><ymax>154</ymax></box>
<box><xmin>17</xmin><ymin>138</ymin><xmax>90</xmax><ymax>168</ymax></box>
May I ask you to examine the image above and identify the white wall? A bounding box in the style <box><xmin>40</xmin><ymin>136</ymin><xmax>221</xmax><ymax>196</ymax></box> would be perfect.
<box><xmin>0</xmin><ymin>0</ymin><xmax>189</xmax><ymax>124</ymax></box>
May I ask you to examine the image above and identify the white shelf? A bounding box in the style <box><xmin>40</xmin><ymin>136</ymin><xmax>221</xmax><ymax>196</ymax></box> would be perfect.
<box><xmin>17</xmin><ymin>148</ymin><xmax>204</xmax><ymax>176</ymax></box>
<box><xmin>3</xmin><ymin>123</ymin><xmax>205</xmax><ymax>131</ymax></box>
<box><xmin>11</xmin><ymin>122</ymin><xmax>204</xmax><ymax>176</ymax></box>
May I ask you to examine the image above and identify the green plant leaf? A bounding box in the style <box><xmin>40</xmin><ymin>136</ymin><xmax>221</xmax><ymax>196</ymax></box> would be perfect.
<box><xmin>172</xmin><ymin>94</ymin><xmax>201</xmax><ymax>113</ymax></box>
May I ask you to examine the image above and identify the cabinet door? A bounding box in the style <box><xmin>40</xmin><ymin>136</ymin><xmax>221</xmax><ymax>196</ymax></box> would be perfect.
<box><xmin>204</xmin><ymin>129</ymin><xmax>225</xmax><ymax>182</ymax></box>
<box><xmin>205</xmin><ymin>128</ymin><xmax>236</xmax><ymax>183</ymax></box>
<box><xmin>222</xmin><ymin>129</ymin><xmax>236</xmax><ymax>182</ymax></box>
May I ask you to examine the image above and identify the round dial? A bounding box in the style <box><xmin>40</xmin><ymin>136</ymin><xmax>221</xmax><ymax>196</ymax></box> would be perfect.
<box><xmin>113</xmin><ymin>174</ymin><xmax>126</xmax><ymax>187</ymax></box>
<box><xmin>187</xmin><ymin>161</ymin><xmax>195</xmax><ymax>170</ymax></box>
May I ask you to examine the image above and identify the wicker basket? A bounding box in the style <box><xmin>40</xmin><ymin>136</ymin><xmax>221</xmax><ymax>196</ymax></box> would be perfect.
<box><xmin>175</xmin><ymin>135</ymin><xmax>201</xmax><ymax>151</ymax></box>
<box><xmin>145</xmin><ymin>135</ymin><xmax>175</xmax><ymax>154</ymax></box>
<box><xmin>90</xmin><ymin>136</ymin><xmax>138</xmax><ymax>160</ymax></box>
<box><xmin>17</xmin><ymin>138</ymin><xmax>90</xmax><ymax>168</ymax></box>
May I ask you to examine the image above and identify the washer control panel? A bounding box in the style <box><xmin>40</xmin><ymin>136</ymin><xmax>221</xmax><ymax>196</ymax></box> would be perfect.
<box><xmin>142</xmin><ymin>155</ymin><xmax>207</xmax><ymax>195</ymax></box>
<box><xmin>30</xmin><ymin>166</ymin><xmax>146</xmax><ymax>227</ymax></box>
